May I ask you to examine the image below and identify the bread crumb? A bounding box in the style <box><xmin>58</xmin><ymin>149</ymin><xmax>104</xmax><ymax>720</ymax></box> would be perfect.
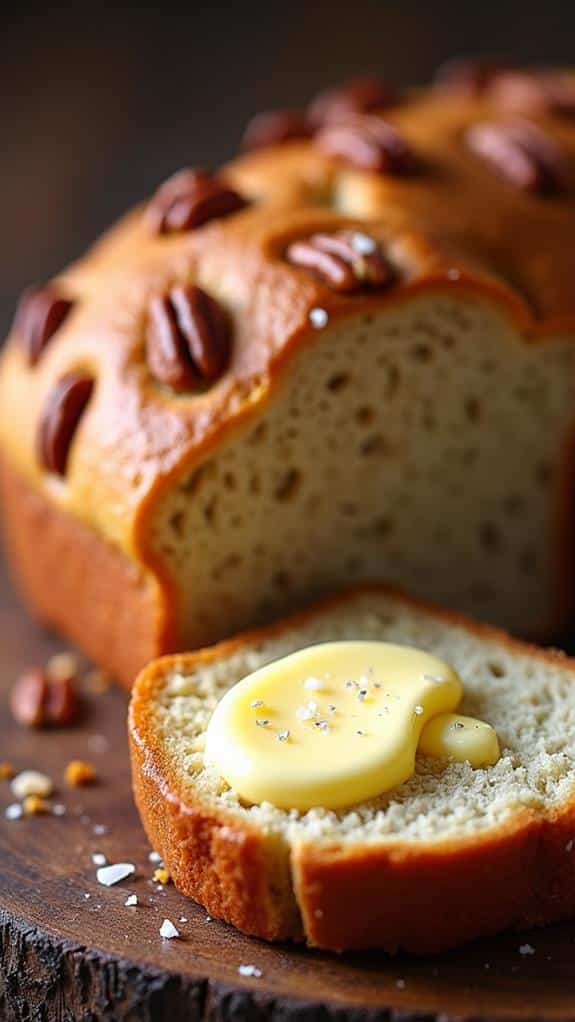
<box><xmin>154</xmin><ymin>867</ymin><xmax>171</xmax><ymax>885</ymax></box>
<box><xmin>0</xmin><ymin>762</ymin><xmax>15</xmax><ymax>780</ymax></box>
<box><xmin>96</xmin><ymin>862</ymin><xmax>135</xmax><ymax>886</ymax></box>
<box><xmin>237</xmin><ymin>964</ymin><xmax>262</xmax><ymax>978</ymax></box>
<box><xmin>65</xmin><ymin>760</ymin><xmax>96</xmax><ymax>787</ymax></box>
<box><xmin>23</xmin><ymin>795</ymin><xmax>47</xmax><ymax>815</ymax></box>
<box><xmin>11</xmin><ymin>770</ymin><xmax>53</xmax><ymax>799</ymax></box>
<box><xmin>160</xmin><ymin>918</ymin><xmax>179</xmax><ymax>939</ymax></box>
<box><xmin>47</xmin><ymin>652</ymin><xmax>81</xmax><ymax>682</ymax></box>
<box><xmin>5</xmin><ymin>803</ymin><xmax>23</xmax><ymax>821</ymax></box>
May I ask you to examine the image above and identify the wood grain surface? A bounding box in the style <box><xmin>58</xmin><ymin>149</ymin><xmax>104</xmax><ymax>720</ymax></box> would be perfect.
<box><xmin>2</xmin><ymin>558</ymin><xmax>575</xmax><ymax>1021</ymax></box>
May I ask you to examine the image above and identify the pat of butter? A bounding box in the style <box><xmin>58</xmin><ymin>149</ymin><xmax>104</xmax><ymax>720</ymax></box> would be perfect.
<box><xmin>204</xmin><ymin>641</ymin><xmax>499</xmax><ymax>811</ymax></box>
<box><xmin>419</xmin><ymin>712</ymin><xmax>500</xmax><ymax>768</ymax></box>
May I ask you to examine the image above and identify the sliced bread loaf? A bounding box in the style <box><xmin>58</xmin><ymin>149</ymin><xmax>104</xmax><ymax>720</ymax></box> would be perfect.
<box><xmin>129</xmin><ymin>585</ymin><xmax>575</xmax><ymax>954</ymax></box>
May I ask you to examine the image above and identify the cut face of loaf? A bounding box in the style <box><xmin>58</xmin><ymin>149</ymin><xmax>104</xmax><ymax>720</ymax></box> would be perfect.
<box><xmin>129</xmin><ymin>586</ymin><xmax>575</xmax><ymax>953</ymax></box>
<box><xmin>151</xmin><ymin>292</ymin><xmax>575</xmax><ymax>646</ymax></box>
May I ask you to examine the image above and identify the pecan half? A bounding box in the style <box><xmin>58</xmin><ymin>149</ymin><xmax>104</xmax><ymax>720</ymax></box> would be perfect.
<box><xmin>316</xmin><ymin>115</ymin><xmax>415</xmax><ymax>174</ymax></box>
<box><xmin>148</xmin><ymin>167</ymin><xmax>248</xmax><ymax>234</ymax></box>
<box><xmin>241</xmin><ymin>109</ymin><xmax>312</xmax><ymax>151</ymax></box>
<box><xmin>11</xmin><ymin>666</ymin><xmax>79</xmax><ymax>728</ymax></box>
<box><xmin>13</xmin><ymin>285</ymin><xmax>74</xmax><ymax>366</ymax></box>
<box><xmin>37</xmin><ymin>372</ymin><xmax>94</xmax><ymax>476</ymax></box>
<box><xmin>147</xmin><ymin>284</ymin><xmax>230</xmax><ymax>391</ymax></box>
<box><xmin>487</xmin><ymin>69</ymin><xmax>575</xmax><ymax>117</ymax></box>
<box><xmin>308</xmin><ymin>75</ymin><xmax>397</xmax><ymax>127</ymax></box>
<box><xmin>466</xmin><ymin>119</ymin><xmax>569</xmax><ymax>194</ymax></box>
<box><xmin>286</xmin><ymin>230</ymin><xmax>394</xmax><ymax>294</ymax></box>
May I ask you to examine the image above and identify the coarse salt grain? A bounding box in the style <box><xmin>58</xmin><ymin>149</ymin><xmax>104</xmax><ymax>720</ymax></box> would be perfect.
<box><xmin>237</xmin><ymin>964</ymin><xmax>262</xmax><ymax>978</ymax></box>
<box><xmin>148</xmin><ymin>850</ymin><xmax>163</xmax><ymax>863</ymax></box>
<box><xmin>303</xmin><ymin>676</ymin><xmax>324</xmax><ymax>691</ymax></box>
<box><xmin>414</xmin><ymin>705</ymin><xmax>424</xmax><ymax>715</ymax></box>
<box><xmin>519</xmin><ymin>943</ymin><xmax>535</xmax><ymax>956</ymax></box>
<box><xmin>309</xmin><ymin>307</ymin><xmax>328</xmax><ymax>329</ymax></box>
<box><xmin>5</xmin><ymin>803</ymin><xmax>23</xmax><ymax>821</ymax></box>
<box><xmin>250</xmin><ymin>700</ymin><xmax>264</xmax><ymax>709</ymax></box>
<box><xmin>52</xmin><ymin>804</ymin><xmax>66</xmax><ymax>816</ymax></box>
<box><xmin>11</xmin><ymin>770</ymin><xmax>53</xmax><ymax>800</ymax></box>
<box><xmin>92</xmin><ymin>853</ymin><xmax>107</xmax><ymax>866</ymax></box>
<box><xmin>179</xmin><ymin>916</ymin><xmax>188</xmax><ymax>923</ymax></box>
<box><xmin>160</xmin><ymin>918</ymin><xmax>180</xmax><ymax>939</ymax></box>
<box><xmin>278</xmin><ymin>730</ymin><xmax>290</xmax><ymax>742</ymax></box>
<box><xmin>125</xmin><ymin>894</ymin><xmax>138</xmax><ymax>907</ymax></box>
<box><xmin>396</xmin><ymin>979</ymin><xmax>406</xmax><ymax>989</ymax></box>
<box><xmin>93</xmin><ymin>824</ymin><xmax>108</xmax><ymax>836</ymax></box>
<box><xmin>96</xmin><ymin>862</ymin><xmax>135</xmax><ymax>887</ymax></box>
<box><xmin>566</xmin><ymin>840</ymin><xmax>574</xmax><ymax>852</ymax></box>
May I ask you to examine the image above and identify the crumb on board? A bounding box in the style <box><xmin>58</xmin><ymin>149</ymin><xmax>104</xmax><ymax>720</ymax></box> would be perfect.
<box><xmin>0</xmin><ymin>762</ymin><xmax>15</xmax><ymax>780</ymax></box>
<box><xmin>153</xmin><ymin>867</ymin><xmax>171</xmax><ymax>885</ymax></box>
<box><xmin>5</xmin><ymin>803</ymin><xmax>23</xmax><ymax>821</ymax></box>
<box><xmin>237</xmin><ymin>964</ymin><xmax>262</xmax><ymax>978</ymax></box>
<box><xmin>65</xmin><ymin>760</ymin><xmax>96</xmax><ymax>787</ymax></box>
<box><xmin>23</xmin><ymin>795</ymin><xmax>47</xmax><ymax>815</ymax></box>
<box><xmin>96</xmin><ymin>862</ymin><xmax>135</xmax><ymax>887</ymax></box>
<box><xmin>11</xmin><ymin>770</ymin><xmax>54</xmax><ymax>799</ymax></box>
<box><xmin>159</xmin><ymin>919</ymin><xmax>180</xmax><ymax>939</ymax></box>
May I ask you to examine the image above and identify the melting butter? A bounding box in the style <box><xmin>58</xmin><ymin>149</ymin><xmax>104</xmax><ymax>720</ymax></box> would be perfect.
<box><xmin>204</xmin><ymin>641</ymin><xmax>499</xmax><ymax>811</ymax></box>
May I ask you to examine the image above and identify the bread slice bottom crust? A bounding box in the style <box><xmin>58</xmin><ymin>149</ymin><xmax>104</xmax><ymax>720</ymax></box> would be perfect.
<box><xmin>129</xmin><ymin>585</ymin><xmax>575</xmax><ymax>954</ymax></box>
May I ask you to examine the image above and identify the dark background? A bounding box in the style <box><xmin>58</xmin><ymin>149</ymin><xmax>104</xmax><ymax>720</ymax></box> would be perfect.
<box><xmin>1</xmin><ymin>1</ymin><xmax>574</xmax><ymax>336</ymax></box>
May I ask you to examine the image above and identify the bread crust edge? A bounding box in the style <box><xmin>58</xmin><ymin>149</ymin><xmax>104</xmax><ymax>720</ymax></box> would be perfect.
<box><xmin>128</xmin><ymin>583</ymin><xmax>575</xmax><ymax>953</ymax></box>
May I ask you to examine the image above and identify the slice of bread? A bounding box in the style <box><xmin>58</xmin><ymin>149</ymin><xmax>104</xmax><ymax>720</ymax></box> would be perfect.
<box><xmin>129</xmin><ymin>585</ymin><xmax>575</xmax><ymax>954</ymax></box>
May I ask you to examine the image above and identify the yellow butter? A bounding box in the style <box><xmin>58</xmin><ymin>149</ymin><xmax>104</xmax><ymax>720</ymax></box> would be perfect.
<box><xmin>419</xmin><ymin>712</ymin><xmax>500</xmax><ymax>768</ymax></box>
<box><xmin>204</xmin><ymin>641</ymin><xmax>498</xmax><ymax>811</ymax></box>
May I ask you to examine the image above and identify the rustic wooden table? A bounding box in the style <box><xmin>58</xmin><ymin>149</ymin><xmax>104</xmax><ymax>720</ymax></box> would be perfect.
<box><xmin>2</xmin><ymin>557</ymin><xmax>575</xmax><ymax>1020</ymax></box>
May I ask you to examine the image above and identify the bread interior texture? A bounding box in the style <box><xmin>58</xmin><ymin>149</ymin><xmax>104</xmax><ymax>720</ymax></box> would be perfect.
<box><xmin>152</xmin><ymin>591</ymin><xmax>575</xmax><ymax>847</ymax></box>
<box><xmin>150</xmin><ymin>292</ymin><xmax>575</xmax><ymax>644</ymax></box>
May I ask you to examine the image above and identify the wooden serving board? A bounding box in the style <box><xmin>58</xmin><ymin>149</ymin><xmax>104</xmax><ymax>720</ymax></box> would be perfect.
<box><xmin>2</xmin><ymin>561</ymin><xmax>575</xmax><ymax>1021</ymax></box>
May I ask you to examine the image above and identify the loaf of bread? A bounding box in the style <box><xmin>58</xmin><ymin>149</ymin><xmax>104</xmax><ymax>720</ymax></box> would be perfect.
<box><xmin>2</xmin><ymin>63</ymin><xmax>575</xmax><ymax>685</ymax></box>
<box><xmin>129</xmin><ymin>583</ymin><xmax>575</xmax><ymax>954</ymax></box>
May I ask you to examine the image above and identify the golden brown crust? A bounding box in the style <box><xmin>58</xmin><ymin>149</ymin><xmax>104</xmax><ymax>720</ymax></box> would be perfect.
<box><xmin>0</xmin><ymin>457</ymin><xmax>174</xmax><ymax>689</ymax></box>
<box><xmin>3</xmin><ymin>78</ymin><xmax>575</xmax><ymax>666</ymax></box>
<box><xmin>129</xmin><ymin>583</ymin><xmax>575</xmax><ymax>953</ymax></box>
